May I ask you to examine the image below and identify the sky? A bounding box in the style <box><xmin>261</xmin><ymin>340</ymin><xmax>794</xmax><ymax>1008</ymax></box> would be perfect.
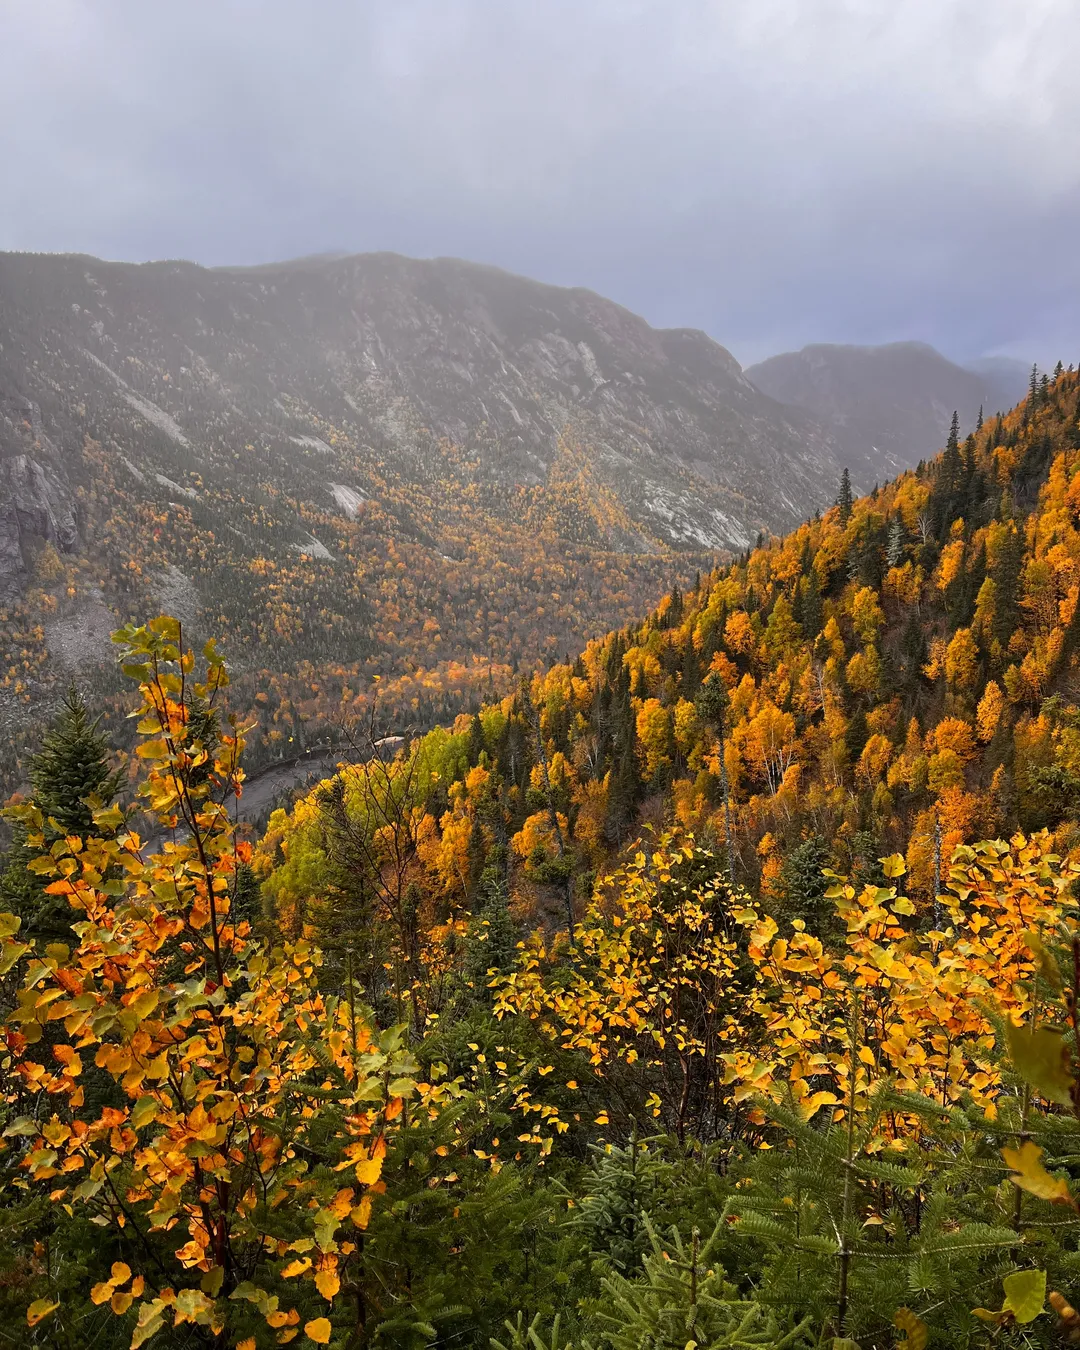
<box><xmin>2</xmin><ymin>0</ymin><xmax>1079</xmax><ymax>367</ymax></box>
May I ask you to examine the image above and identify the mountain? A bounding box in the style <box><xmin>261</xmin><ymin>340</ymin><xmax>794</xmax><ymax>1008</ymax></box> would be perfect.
<box><xmin>0</xmin><ymin>249</ymin><xmax>850</xmax><ymax>783</ymax></box>
<box><xmin>744</xmin><ymin>340</ymin><xmax>1029</xmax><ymax>482</ymax></box>
<box><xmin>966</xmin><ymin>354</ymin><xmax>1031</xmax><ymax>412</ymax></box>
<box><xmin>7</xmin><ymin>365</ymin><xmax>1080</xmax><ymax>1350</ymax></box>
<box><xmin>261</xmin><ymin>366</ymin><xmax>1080</xmax><ymax>923</ymax></box>
<box><xmin>1</xmin><ymin>249</ymin><xmax>844</xmax><ymax>553</ymax></box>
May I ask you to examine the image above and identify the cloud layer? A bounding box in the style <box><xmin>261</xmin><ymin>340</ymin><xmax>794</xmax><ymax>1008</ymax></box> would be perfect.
<box><xmin>3</xmin><ymin>0</ymin><xmax>1078</xmax><ymax>364</ymax></box>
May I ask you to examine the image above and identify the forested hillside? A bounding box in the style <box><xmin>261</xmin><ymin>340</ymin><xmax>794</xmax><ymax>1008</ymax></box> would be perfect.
<box><xmin>262</xmin><ymin>363</ymin><xmax>1080</xmax><ymax>931</ymax></box>
<box><xmin>6</xmin><ymin>370</ymin><xmax>1080</xmax><ymax>1348</ymax></box>
<box><xmin>0</xmin><ymin>248</ymin><xmax>852</xmax><ymax>791</ymax></box>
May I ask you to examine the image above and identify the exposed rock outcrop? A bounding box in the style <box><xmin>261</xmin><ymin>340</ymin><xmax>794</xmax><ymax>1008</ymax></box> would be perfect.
<box><xmin>0</xmin><ymin>251</ymin><xmax>848</xmax><ymax>552</ymax></box>
<box><xmin>0</xmin><ymin>395</ymin><xmax>79</xmax><ymax>603</ymax></box>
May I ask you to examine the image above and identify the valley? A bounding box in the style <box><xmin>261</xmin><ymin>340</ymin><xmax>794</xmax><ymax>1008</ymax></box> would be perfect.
<box><xmin>5</xmin><ymin>365</ymin><xmax>1080</xmax><ymax>1348</ymax></box>
<box><xmin>0</xmin><ymin>251</ymin><xmax>1026</xmax><ymax>799</ymax></box>
<box><xmin>0</xmin><ymin>251</ymin><xmax>827</xmax><ymax>790</ymax></box>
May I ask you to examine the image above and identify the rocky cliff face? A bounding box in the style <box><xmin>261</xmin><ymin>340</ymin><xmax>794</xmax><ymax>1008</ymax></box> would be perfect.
<box><xmin>0</xmin><ymin>394</ymin><xmax>78</xmax><ymax>603</ymax></box>
<box><xmin>0</xmin><ymin>251</ymin><xmax>847</xmax><ymax>554</ymax></box>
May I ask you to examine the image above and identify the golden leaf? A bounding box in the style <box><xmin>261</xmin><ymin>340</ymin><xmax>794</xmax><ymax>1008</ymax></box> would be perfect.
<box><xmin>315</xmin><ymin>1267</ymin><xmax>341</xmax><ymax>1301</ymax></box>
<box><xmin>353</xmin><ymin>1154</ymin><xmax>382</xmax><ymax>1185</ymax></box>
<box><xmin>1002</xmin><ymin>1140</ymin><xmax>1077</xmax><ymax>1208</ymax></box>
<box><xmin>894</xmin><ymin>1307</ymin><xmax>928</xmax><ymax>1350</ymax></box>
<box><xmin>26</xmin><ymin>1298</ymin><xmax>59</xmax><ymax>1327</ymax></box>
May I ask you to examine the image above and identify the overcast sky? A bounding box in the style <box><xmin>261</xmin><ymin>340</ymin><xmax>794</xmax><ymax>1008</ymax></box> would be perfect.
<box><xmin>2</xmin><ymin>0</ymin><xmax>1078</xmax><ymax>366</ymax></box>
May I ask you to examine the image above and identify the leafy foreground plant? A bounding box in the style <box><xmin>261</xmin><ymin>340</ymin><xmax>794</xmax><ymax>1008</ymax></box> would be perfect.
<box><xmin>0</xmin><ymin>619</ymin><xmax>467</xmax><ymax>1346</ymax></box>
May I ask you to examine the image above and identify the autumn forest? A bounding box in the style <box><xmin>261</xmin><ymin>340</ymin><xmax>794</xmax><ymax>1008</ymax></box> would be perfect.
<box><xmin>8</xmin><ymin>368</ymin><xmax>1080</xmax><ymax>1349</ymax></box>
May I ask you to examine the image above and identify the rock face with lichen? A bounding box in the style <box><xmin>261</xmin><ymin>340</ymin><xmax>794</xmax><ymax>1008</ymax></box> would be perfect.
<box><xmin>0</xmin><ymin>250</ymin><xmax>851</xmax><ymax>555</ymax></box>
<box><xmin>0</xmin><ymin>394</ymin><xmax>78</xmax><ymax>603</ymax></box>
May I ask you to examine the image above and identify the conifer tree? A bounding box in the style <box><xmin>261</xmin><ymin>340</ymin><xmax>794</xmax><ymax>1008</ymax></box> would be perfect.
<box><xmin>462</xmin><ymin>848</ymin><xmax>520</xmax><ymax>1000</ymax></box>
<box><xmin>594</xmin><ymin>1222</ymin><xmax>814</xmax><ymax>1350</ymax></box>
<box><xmin>990</xmin><ymin>522</ymin><xmax>1024</xmax><ymax>649</ymax></box>
<box><xmin>1</xmin><ymin>683</ymin><xmax>123</xmax><ymax>941</ymax></box>
<box><xmin>572</xmin><ymin>1139</ymin><xmax>670</xmax><ymax>1276</ymax></box>
<box><xmin>695</xmin><ymin>674</ymin><xmax>736</xmax><ymax>886</ymax></box>
<box><xmin>836</xmin><ymin>467</ymin><xmax>853</xmax><ymax>526</ymax></box>
<box><xmin>775</xmin><ymin>835</ymin><xmax>836</xmax><ymax>938</ymax></box>
<box><xmin>885</xmin><ymin>515</ymin><xmax>905</xmax><ymax>569</ymax></box>
<box><xmin>29</xmin><ymin>683</ymin><xmax>123</xmax><ymax>835</ymax></box>
<box><xmin>798</xmin><ymin>571</ymin><xmax>823</xmax><ymax>640</ymax></box>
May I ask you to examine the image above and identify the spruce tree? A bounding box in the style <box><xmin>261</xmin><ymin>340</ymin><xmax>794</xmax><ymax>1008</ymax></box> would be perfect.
<box><xmin>799</xmin><ymin>572</ymin><xmax>823</xmax><ymax>640</ymax></box>
<box><xmin>2</xmin><ymin>684</ymin><xmax>124</xmax><ymax>942</ymax></box>
<box><xmin>572</xmin><ymin>1139</ymin><xmax>670</xmax><ymax>1275</ymax></box>
<box><xmin>695</xmin><ymin>674</ymin><xmax>736</xmax><ymax>886</ymax></box>
<box><xmin>885</xmin><ymin>515</ymin><xmax>905</xmax><ymax>569</ymax></box>
<box><xmin>462</xmin><ymin>848</ymin><xmax>519</xmax><ymax>1001</ymax></box>
<box><xmin>30</xmin><ymin>683</ymin><xmax>123</xmax><ymax>836</ymax></box>
<box><xmin>836</xmin><ymin>468</ymin><xmax>853</xmax><ymax>527</ymax></box>
<box><xmin>775</xmin><ymin>835</ymin><xmax>836</xmax><ymax>939</ymax></box>
<box><xmin>593</xmin><ymin>1221</ymin><xmax>815</xmax><ymax>1350</ymax></box>
<box><xmin>990</xmin><ymin>523</ymin><xmax>1024</xmax><ymax>649</ymax></box>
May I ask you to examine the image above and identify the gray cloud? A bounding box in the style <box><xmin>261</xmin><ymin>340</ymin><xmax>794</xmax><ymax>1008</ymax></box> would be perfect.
<box><xmin>2</xmin><ymin>0</ymin><xmax>1078</xmax><ymax>365</ymax></box>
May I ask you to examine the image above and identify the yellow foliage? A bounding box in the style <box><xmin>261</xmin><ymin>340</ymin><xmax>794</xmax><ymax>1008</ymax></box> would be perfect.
<box><xmin>977</xmin><ymin>681</ymin><xmax>1004</xmax><ymax>741</ymax></box>
<box><xmin>944</xmin><ymin>627</ymin><xmax>979</xmax><ymax>690</ymax></box>
<box><xmin>512</xmin><ymin>810</ymin><xmax>569</xmax><ymax>860</ymax></box>
<box><xmin>725</xmin><ymin>610</ymin><xmax>758</xmax><ymax>657</ymax></box>
<box><xmin>636</xmin><ymin>698</ymin><xmax>673</xmax><ymax>782</ymax></box>
<box><xmin>0</xmin><ymin>619</ymin><xmax>445</xmax><ymax>1341</ymax></box>
<box><xmin>930</xmin><ymin>717</ymin><xmax>976</xmax><ymax>762</ymax></box>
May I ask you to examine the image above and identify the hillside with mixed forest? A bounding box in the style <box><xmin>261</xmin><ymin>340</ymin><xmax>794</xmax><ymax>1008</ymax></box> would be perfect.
<box><xmin>6</xmin><ymin>370</ymin><xmax>1080</xmax><ymax>1347</ymax></box>
<box><xmin>260</xmin><ymin>362</ymin><xmax>1080</xmax><ymax>934</ymax></box>
<box><xmin>0</xmin><ymin>249</ymin><xmax>862</xmax><ymax>789</ymax></box>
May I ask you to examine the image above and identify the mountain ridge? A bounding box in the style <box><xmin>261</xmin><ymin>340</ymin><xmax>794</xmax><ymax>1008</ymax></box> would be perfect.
<box><xmin>0</xmin><ymin>247</ymin><xmax>849</xmax><ymax>785</ymax></box>
<box><xmin>0</xmin><ymin>248</ymin><xmax>846</xmax><ymax>549</ymax></box>
<box><xmin>745</xmin><ymin>338</ymin><xmax>1030</xmax><ymax>483</ymax></box>
<box><xmin>2</xmin><ymin>248</ymin><xmax>1038</xmax><ymax>795</ymax></box>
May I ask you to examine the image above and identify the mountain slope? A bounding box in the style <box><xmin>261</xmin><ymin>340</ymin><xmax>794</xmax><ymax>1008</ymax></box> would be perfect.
<box><xmin>0</xmin><ymin>250</ymin><xmax>844</xmax><ymax>554</ymax></box>
<box><xmin>745</xmin><ymin>340</ymin><xmax>1025</xmax><ymax>482</ymax></box>
<box><xmin>0</xmin><ymin>249</ymin><xmax>851</xmax><ymax>783</ymax></box>
<box><xmin>257</xmin><ymin>368</ymin><xmax>1080</xmax><ymax>927</ymax></box>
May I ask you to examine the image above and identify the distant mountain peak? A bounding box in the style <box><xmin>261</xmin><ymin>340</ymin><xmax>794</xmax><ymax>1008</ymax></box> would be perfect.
<box><xmin>745</xmin><ymin>339</ymin><xmax>1030</xmax><ymax>481</ymax></box>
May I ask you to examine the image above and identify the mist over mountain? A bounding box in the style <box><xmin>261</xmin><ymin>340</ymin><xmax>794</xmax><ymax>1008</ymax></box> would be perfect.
<box><xmin>965</xmin><ymin>355</ymin><xmax>1031</xmax><ymax>413</ymax></box>
<box><xmin>744</xmin><ymin>341</ymin><xmax>1031</xmax><ymax>483</ymax></box>
<box><xmin>2</xmin><ymin>247</ymin><xmax>1046</xmax><ymax>791</ymax></box>
<box><xmin>0</xmin><ymin>247</ymin><xmax>862</xmax><ymax>779</ymax></box>
<box><xmin>0</xmin><ymin>249</ymin><xmax>852</xmax><ymax>559</ymax></box>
